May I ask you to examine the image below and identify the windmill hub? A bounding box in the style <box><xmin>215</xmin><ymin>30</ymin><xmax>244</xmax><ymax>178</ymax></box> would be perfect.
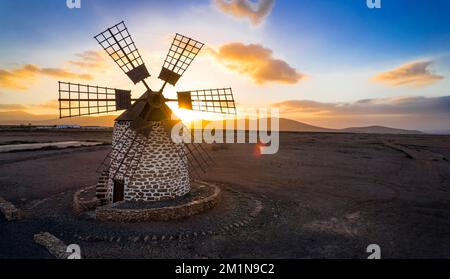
<box><xmin>58</xmin><ymin>21</ymin><xmax>236</xmax><ymax>205</ymax></box>
<box><xmin>149</xmin><ymin>92</ymin><xmax>164</xmax><ymax>109</ymax></box>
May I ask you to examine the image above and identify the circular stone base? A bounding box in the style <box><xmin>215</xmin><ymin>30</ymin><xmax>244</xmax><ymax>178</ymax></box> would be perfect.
<box><xmin>95</xmin><ymin>181</ymin><xmax>221</xmax><ymax>223</ymax></box>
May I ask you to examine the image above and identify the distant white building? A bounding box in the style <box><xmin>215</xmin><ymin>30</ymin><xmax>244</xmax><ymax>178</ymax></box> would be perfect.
<box><xmin>83</xmin><ymin>126</ymin><xmax>110</xmax><ymax>130</ymax></box>
<box><xmin>55</xmin><ymin>124</ymin><xmax>81</xmax><ymax>129</ymax></box>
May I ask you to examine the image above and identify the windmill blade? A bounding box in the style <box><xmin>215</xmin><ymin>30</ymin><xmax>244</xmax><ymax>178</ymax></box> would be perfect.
<box><xmin>164</xmin><ymin>120</ymin><xmax>214</xmax><ymax>177</ymax></box>
<box><xmin>158</xmin><ymin>33</ymin><xmax>204</xmax><ymax>86</ymax></box>
<box><xmin>94</xmin><ymin>21</ymin><xmax>150</xmax><ymax>84</ymax></box>
<box><xmin>58</xmin><ymin>81</ymin><xmax>133</xmax><ymax>118</ymax></box>
<box><xmin>97</xmin><ymin>123</ymin><xmax>151</xmax><ymax>181</ymax></box>
<box><xmin>109</xmin><ymin>131</ymin><xmax>146</xmax><ymax>181</ymax></box>
<box><xmin>177</xmin><ymin>88</ymin><xmax>236</xmax><ymax>114</ymax></box>
<box><xmin>97</xmin><ymin>125</ymin><xmax>132</xmax><ymax>174</ymax></box>
<box><xmin>184</xmin><ymin>142</ymin><xmax>215</xmax><ymax>177</ymax></box>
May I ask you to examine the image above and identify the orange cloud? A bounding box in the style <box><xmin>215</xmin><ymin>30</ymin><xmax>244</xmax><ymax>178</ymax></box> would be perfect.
<box><xmin>371</xmin><ymin>60</ymin><xmax>444</xmax><ymax>87</ymax></box>
<box><xmin>0</xmin><ymin>64</ymin><xmax>93</xmax><ymax>90</ymax></box>
<box><xmin>210</xmin><ymin>42</ymin><xmax>305</xmax><ymax>85</ymax></box>
<box><xmin>213</xmin><ymin>0</ymin><xmax>275</xmax><ymax>25</ymax></box>
<box><xmin>68</xmin><ymin>50</ymin><xmax>108</xmax><ymax>70</ymax></box>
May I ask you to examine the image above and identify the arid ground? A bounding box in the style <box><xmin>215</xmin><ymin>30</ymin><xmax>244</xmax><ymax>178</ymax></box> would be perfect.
<box><xmin>1</xmin><ymin>128</ymin><xmax>450</xmax><ymax>258</ymax></box>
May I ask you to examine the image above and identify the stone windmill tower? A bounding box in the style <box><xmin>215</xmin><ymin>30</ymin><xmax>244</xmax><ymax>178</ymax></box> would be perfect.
<box><xmin>58</xmin><ymin>21</ymin><xmax>236</xmax><ymax>204</ymax></box>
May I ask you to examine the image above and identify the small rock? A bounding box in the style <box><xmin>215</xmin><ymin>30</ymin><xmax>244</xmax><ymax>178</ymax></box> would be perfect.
<box><xmin>34</xmin><ymin>232</ymin><xmax>70</xmax><ymax>259</ymax></box>
<box><xmin>0</xmin><ymin>197</ymin><xmax>24</xmax><ymax>221</ymax></box>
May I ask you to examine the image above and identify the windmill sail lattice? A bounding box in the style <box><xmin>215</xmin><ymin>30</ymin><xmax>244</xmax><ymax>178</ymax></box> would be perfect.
<box><xmin>159</xmin><ymin>33</ymin><xmax>204</xmax><ymax>86</ymax></box>
<box><xmin>177</xmin><ymin>88</ymin><xmax>236</xmax><ymax>114</ymax></box>
<box><xmin>58</xmin><ymin>81</ymin><xmax>132</xmax><ymax>118</ymax></box>
<box><xmin>95</xmin><ymin>21</ymin><xmax>150</xmax><ymax>84</ymax></box>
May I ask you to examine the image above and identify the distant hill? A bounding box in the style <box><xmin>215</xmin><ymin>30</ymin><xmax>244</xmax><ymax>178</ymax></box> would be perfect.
<box><xmin>196</xmin><ymin>118</ymin><xmax>334</xmax><ymax>133</ymax></box>
<box><xmin>270</xmin><ymin>118</ymin><xmax>336</xmax><ymax>133</ymax></box>
<box><xmin>273</xmin><ymin>119</ymin><xmax>424</xmax><ymax>134</ymax></box>
<box><xmin>340</xmin><ymin>125</ymin><xmax>424</xmax><ymax>135</ymax></box>
<box><xmin>201</xmin><ymin>118</ymin><xmax>424</xmax><ymax>134</ymax></box>
<box><xmin>0</xmin><ymin>111</ymin><xmax>117</xmax><ymax>127</ymax></box>
<box><xmin>276</xmin><ymin>120</ymin><xmax>424</xmax><ymax>134</ymax></box>
<box><xmin>0</xmin><ymin>111</ymin><xmax>57</xmax><ymax>123</ymax></box>
<box><xmin>34</xmin><ymin>115</ymin><xmax>117</xmax><ymax>127</ymax></box>
<box><xmin>0</xmin><ymin>112</ymin><xmax>425</xmax><ymax>134</ymax></box>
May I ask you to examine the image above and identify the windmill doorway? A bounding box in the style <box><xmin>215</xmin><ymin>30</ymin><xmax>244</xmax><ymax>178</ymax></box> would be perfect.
<box><xmin>113</xmin><ymin>179</ymin><xmax>124</xmax><ymax>203</ymax></box>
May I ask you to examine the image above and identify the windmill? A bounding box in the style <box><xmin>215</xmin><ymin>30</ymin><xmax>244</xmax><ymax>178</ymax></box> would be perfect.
<box><xmin>58</xmin><ymin>21</ymin><xmax>236</xmax><ymax>204</ymax></box>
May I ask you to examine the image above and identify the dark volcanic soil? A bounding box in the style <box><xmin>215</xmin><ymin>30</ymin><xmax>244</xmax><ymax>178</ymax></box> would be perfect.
<box><xmin>1</xmin><ymin>129</ymin><xmax>450</xmax><ymax>259</ymax></box>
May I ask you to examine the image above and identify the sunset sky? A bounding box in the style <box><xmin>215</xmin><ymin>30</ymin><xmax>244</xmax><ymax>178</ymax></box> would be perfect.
<box><xmin>0</xmin><ymin>0</ymin><xmax>449</xmax><ymax>132</ymax></box>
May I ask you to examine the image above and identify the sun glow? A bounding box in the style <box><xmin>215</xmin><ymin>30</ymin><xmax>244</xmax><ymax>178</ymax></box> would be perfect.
<box><xmin>167</xmin><ymin>103</ymin><xmax>226</xmax><ymax>124</ymax></box>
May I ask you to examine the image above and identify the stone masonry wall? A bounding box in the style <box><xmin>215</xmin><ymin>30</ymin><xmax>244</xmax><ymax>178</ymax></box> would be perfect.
<box><xmin>106</xmin><ymin>121</ymin><xmax>190</xmax><ymax>203</ymax></box>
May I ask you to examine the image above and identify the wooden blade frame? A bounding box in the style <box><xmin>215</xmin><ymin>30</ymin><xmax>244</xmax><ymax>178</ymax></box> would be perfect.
<box><xmin>109</xmin><ymin>132</ymin><xmax>146</xmax><ymax>181</ymax></box>
<box><xmin>158</xmin><ymin>33</ymin><xmax>204</xmax><ymax>86</ymax></box>
<box><xmin>177</xmin><ymin>88</ymin><xmax>236</xmax><ymax>114</ymax></box>
<box><xmin>58</xmin><ymin>81</ymin><xmax>131</xmax><ymax>118</ymax></box>
<box><xmin>184</xmin><ymin>142</ymin><xmax>215</xmax><ymax>177</ymax></box>
<box><xmin>166</xmin><ymin>122</ymin><xmax>214</xmax><ymax>177</ymax></box>
<box><xmin>95</xmin><ymin>21</ymin><xmax>150</xmax><ymax>84</ymax></box>
<box><xmin>97</xmin><ymin>124</ymin><xmax>151</xmax><ymax>181</ymax></box>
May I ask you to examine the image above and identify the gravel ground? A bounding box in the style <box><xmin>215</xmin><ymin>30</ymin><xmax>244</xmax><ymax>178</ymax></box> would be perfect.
<box><xmin>1</xmin><ymin>130</ymin><xmax>450</xmax><ymax>258</ymax></box>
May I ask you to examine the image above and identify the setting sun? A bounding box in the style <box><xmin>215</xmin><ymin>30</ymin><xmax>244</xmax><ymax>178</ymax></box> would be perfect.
<box><xmin>167</xmin><ymin>103</ymin><xmax>230</xmax><ymax>124</ymax></box>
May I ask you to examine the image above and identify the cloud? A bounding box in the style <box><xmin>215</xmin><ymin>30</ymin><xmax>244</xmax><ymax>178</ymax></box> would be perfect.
<box><xmin>273</xmin><ymin>96</ymin><xmax>450</xmax><ymax>131</ymax></box>
<box><xmin>371</xmin><ymin>60</ymin><xmax>444</xmax><ymax>87</ymax></box>
<box><xmin>274</xmin><ymin>96</ymin><xmax>450</xmax><ymax>116</ymax></box>
<box><xmin>210</xmin><ymin>42</ymin><xmax>305</xmax><ymax>85</ymax></box>
<box><xmin>213</xmin><ymin>0</ymin><xmax>275</xmax><ymax>25</ymax></box>
<box><xmin>68</xmin><ymin>50</ymin><xmax>108</xmax><ymax>70</ymax></box>
<box><xmin>0</xmin><ymin>64</ymin><xmax>93</xmax><ymax>90</ymax></box>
